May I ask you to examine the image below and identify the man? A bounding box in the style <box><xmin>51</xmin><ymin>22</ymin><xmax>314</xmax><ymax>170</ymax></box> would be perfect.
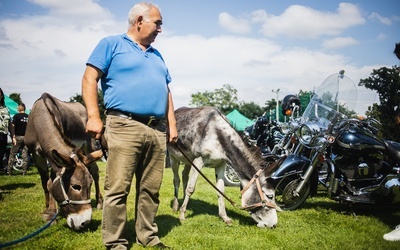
<box><xmin>383</xmin><ymin>42</ymin><xmax>400</xmax><ymax>241</ymax></box>
<box><xmin>8</xmin><ymin>103</ymin><xmax>29</xmax><ymax>175</ymax></box>
<box><xmin>82</xmin><ymin>2</ymin><xmax>178</xmax><ymax>249</ymax></box>
<box><xmin>0</xmin><ymin>88</ymin><xmax>11</xmax><ymax>173</ymax></box>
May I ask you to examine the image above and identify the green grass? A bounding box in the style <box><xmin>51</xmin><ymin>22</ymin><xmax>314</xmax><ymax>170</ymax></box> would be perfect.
<box><xmin>1</xmin><ymin>162</ymin><xmax>400</xmax><ymax>250</ymax></box>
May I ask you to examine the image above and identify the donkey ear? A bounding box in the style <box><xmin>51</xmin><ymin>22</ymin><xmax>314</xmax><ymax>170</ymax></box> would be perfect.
<box><xmin>81</xmin><ymin>150</ymin><xmax>103</xmax><ymax>166</ymax></box>
<box><xmin>52</xmin><ymin>150</ymin><xmax>75</xmax><ymax>168</ymax></box>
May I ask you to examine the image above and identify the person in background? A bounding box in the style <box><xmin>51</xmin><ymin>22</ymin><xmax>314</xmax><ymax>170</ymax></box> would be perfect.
<box><xmin>383</xmin><ymin>42</ymin><xmax>400</xmax><ymax>241</ymax></box>
<box><xmin>8</xmin><ymin>103</ymin><xmax>29</xmax><ymax>175</ymax></box>
<box><xmin>82</xmin><ymin>2</ymin><xmax>178</xmax><ymax>249</ymax></box>
<box><xmin>0</xmin><ymin>88</ymin><xmax>11</xmax><ymax>173</ymax></box>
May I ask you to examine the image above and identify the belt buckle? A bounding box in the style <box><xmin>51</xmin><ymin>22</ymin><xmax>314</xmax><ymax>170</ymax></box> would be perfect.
<box><xmin>147</xmin><ymin>116</ymin><xmax>155</xmax><ymax>126</ymax></box>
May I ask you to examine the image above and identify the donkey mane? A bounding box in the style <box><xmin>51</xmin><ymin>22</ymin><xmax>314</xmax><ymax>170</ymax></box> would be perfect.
<box><xmin>41</xmin><ymin>93</ymin><xmax>76</xmax><ymax>150</ymax></box>
<box><xmin>214</xmin><ymin>107</ymin><xmax>270</xmax><ymax>175</ymax></box>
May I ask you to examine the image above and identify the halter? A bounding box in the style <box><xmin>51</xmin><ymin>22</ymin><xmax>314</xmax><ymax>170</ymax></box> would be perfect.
<box><xmin>52</xmin><ymin>155</ymin><xmax>91</xmax><ymax>206</ymax></box>
<box><xmin>240</xmin><ymin>169</ymin><xmax>276</xmax><ymax>210</ymax></box>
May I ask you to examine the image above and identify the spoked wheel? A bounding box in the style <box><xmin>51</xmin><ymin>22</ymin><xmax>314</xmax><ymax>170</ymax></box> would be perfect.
<box><xmin>274</xmin><ymin>175</ymin><xmax>310</xmax><ymax>211</ymax></box>
<box><xmin>12</xmin><ymin>155</ymin><xmax>26</xmax><ymax>172</ymax></box>
<box><xmin>223</xmin><ymin>164</ymin><xmax>240</xmax><ymax>187</ymax></box>
<box><xmin>12</xmin><ymin>159</ymin><xmax>24</xmax><ymax>172</ymax></box>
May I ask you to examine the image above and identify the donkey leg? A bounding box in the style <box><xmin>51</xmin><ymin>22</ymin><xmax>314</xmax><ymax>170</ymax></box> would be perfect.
<box><xmin>179</xmin><ymin>158</ymin><xmax>203</xmax><ymax>221</ymax></box>
<box><xmin>215</xmin><ymin>165</ymin><xmax>232</xmax><ymax>225</ymax></box>
<box><xmin>37</xmin><ymin>165</ymin><xmax>50</xmax><ymax>209</ymax></box>
<box><xmin>86</xmin><ymin>140</ymin><xmax>103</xmax><ymax>209</ymax></box>
<box><xmin>172</xmin><ymin>162</ymin><xmax>191</xmax><ymax>213</ymax></box>
<box><xmin>171</xmin><ymin>157</ymin><xmax>181</xmax><ymax>212</ymax></box>
<box><xmin>181</xmin><ymin>163</ymin><xmax>191</xmax><ymax>195</ymax></box>
<box><xmin>32</xmin><ymin>153</ymin><xmax>55</xmax><ymax>221</ymax></box>
<box><xmin>45</xmin><ymin>178</ymin><xmax>58</xmax><ymax>224</ymax></box>
<box><xmin>89</xmin><ymin>162</ymin><xmax>103</xmax><ymax>209</ymax></box>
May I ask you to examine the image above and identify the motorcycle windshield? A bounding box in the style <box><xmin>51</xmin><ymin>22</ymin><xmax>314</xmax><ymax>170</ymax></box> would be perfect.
<box><xmin>302</xmin><ymin>72</ymin><xmax>358</xmax><ymax>130</ymax></box>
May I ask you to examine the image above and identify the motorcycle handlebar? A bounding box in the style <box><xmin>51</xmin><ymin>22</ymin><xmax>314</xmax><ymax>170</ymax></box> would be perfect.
<box><xmin>335</xmin><ymin>118</ymin><xmax>380</xmax><ymax>135</ymax></box>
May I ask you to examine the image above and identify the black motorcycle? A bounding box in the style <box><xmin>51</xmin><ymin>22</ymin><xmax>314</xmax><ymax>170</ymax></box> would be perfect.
<box><xmin>269</xmin><ymin>71</ymin><xmax>400</xmax><ymax>211</ymax></box>
<box><xmin>243</xmin><ymin>116</ymin><xmax>283</xmax><ymax>155</ymax></box>
<box><xmin>243</xmin><ymin>95</ymin><xmax>301</xmax><ymax>156</ymax></box>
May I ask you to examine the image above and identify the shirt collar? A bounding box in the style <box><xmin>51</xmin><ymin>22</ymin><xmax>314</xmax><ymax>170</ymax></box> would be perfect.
<box><xmin>123</xmin><ymin>33</ymin><xmax>154</xmax><ymax>52</ymax></box>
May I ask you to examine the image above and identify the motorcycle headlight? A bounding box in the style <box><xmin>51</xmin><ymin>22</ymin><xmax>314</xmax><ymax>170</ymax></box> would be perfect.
<box><xmin>291</xmin><ymin>121</ymin><xmax>300</xmax><ymax>132</ymax></box>
<box><xmin>281</xmin><ymin>120</ymin><xmax>300</xmax><ymax>134</ymax></box>
<box><xmin>297</xmin><ymin>122</ymin><xmax>320</xmax><ymax>146</ymax></box>
<box><xmin>314</xmin><ymin>137</ymin><xmax>328</xmax><ymax>152</ymax></box>
<box><xmin>280</xmin><ymin>123</ymin><xmax>290</xmax><ymax>134</ymax></box>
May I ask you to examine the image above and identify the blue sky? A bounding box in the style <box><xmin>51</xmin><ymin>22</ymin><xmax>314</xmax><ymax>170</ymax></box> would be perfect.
<box><xmin>0</xmin><ymin>0</ymin><xmax>399</xmax><ymax>115</ymax></box>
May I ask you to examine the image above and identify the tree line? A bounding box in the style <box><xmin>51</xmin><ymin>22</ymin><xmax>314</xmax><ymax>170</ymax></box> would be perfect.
<box><xmin>7</xmin><ymin>65</ymin><xmax>399</xmax><ymax>142</ymax></box>
<box><xmin>189</xmin><ymin>84</ymin><xmax>313</xmax><ymax>120</ymax></box>
<box><xmin>189</xmin><ymin>66</ymin><xmax>400</xmax><ymax>142</ymax></box>
<box><xmin>65</xmin><ymin>66</ymin><xmax>400</xmax><ymax>142</ymax></box>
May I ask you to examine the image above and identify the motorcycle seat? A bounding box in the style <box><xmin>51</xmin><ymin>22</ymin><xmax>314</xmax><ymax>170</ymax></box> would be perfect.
<box><xmin>384</xmin><ymin>140</ymin><xmax>400</xmax><ymax>163</ymax></box>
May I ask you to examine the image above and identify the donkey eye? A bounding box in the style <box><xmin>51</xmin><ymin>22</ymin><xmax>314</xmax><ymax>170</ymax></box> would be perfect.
<box><xmin>71</xmin><ymin>184</ymin><xmax>82</xmax><ymax>191</ymax></box>
<box><xmin>266</xmin><ymin>194</ymin><xmax>274</xmax><ymax>199</ymax></box>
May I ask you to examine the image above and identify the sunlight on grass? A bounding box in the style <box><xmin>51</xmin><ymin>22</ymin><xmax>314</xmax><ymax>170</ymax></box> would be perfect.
<box><xmin>1</xmin><ymin>162</ymin><xmax>400</xmax><ymax>249</ymax></box>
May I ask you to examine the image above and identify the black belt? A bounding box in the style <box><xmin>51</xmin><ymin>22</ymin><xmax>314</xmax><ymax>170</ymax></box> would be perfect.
<box><xmin>106</xmin><ymin>109</ymin><xmax>161</xmax><ymax>127</ymax></box>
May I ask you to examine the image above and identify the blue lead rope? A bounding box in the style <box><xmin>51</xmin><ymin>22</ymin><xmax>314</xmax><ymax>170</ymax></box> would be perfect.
<box><xmin>0</xmin><ymin>210</ymin><xmax>59</xmax><ymax>248</ymax></box>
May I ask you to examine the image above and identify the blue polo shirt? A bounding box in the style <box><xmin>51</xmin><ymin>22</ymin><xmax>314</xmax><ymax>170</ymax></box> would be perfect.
<box><xmin>87</xmin><ymin>33</ymin><xmax>171</xmax><ymax>118</ymax></box>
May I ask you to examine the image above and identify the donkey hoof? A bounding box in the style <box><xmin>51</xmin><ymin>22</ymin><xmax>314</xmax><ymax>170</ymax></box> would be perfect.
<box><xmin>224</xmin><ymin>219</ymin><xmax>233</xmax><ymax>226</ymax></box>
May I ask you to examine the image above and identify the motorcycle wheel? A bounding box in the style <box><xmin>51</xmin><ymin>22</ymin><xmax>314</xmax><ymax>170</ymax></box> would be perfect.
<box><xmin>12</xmin><ymin>157</ymin><xmax>24</xmax><ymax>172</ymax></box>
<box><xmin>223</xmin><ymin>165</ymin><xmax>240</xmax><ymax>187</ymax></box>
<box><xmin>274</xmin><ymin>175</ymin><xmax>310</xmax><ymax>211</ymax></box>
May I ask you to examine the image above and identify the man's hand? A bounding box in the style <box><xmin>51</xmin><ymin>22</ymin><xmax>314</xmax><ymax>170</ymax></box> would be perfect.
<box><xmin>168</xmin><ymin>125</ymin><xmax>178</xmax><ymax>143</ymax></box>
<box><xmin>86</xmin><ymin>117</ymin><xmax>103</xmax><ymax>140</ymax></box>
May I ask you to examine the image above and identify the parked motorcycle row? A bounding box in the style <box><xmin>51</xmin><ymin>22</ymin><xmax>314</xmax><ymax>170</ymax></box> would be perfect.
<box><xmin>241</xmin><ymin>71</ymin><xmax>400</xmax><ymax>211</ymax></box>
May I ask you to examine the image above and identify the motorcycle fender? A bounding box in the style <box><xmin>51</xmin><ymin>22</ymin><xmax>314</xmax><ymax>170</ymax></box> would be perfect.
<box><xmin>270</xmin><ymin>154</ymin><xmax>311</xmax><ymax>179</ymax></box>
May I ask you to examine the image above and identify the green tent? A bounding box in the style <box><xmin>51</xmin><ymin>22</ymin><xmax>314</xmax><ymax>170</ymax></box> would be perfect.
<box><xmin>226</xmin><ymin>109</ymin><xmax>254</xmax><ymax>131</ymax></box>
<box><xmin>5</xmin><ymin>94</ymin><xmax>30</xmax><ymax>116</ymax></box>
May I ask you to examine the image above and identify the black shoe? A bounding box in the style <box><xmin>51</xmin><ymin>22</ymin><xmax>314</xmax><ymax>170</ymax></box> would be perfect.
<box><xmin>153</xmin><ymin>242</ymin><xmax>172</xmax><ymax>249</ymax></box>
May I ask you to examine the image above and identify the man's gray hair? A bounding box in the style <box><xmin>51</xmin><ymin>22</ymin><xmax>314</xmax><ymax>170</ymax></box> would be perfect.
<box><xmin>128</xmin><ymin>2</ymin><xmax>160</xmax><ymax>26</ymax></box>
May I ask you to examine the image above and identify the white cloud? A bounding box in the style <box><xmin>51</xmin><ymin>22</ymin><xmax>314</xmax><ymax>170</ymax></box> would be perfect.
<box><xmin>28</xmin><ymin>0</ymin><xmax>114</xmax><ymax>22</ymax></box>
<box><xmin>0</xmin><ymin>0</ymin><xmax>125</xmax><ymax>106</ymax></box>
<box><xmin>377</xmin><ymin>33</ymin><xmax>386</xmax><ymax>41</ymax></box>
<box><xmin>218</xmin><ymin>12</ymin><xmax>251</xmax><ymax>34</ymax></box>
<box><xmin>0</xmin><ymin>1</ymin><xmax>388</xmax><ymax>116</ymax></box>
<box><xmin>322</xmin><ymin>36</ymin><xmax>358</xmax><ymax>49</ymax></box>
<box><xmin>156</xmin><ymin>34</ymin><xmax>377</xmax><ymax>114</ymax></box>
<box><xmin>368</xmin><ymin>12</ymin><xmax>392</xmax><ymax>25</ymax></box>
<box><xmin>250</xmin><ymin>3</ymin><xmax>365</xmax><ymax>39</ymax></box>
<box><xmin>251</xmin><ymin>9</ymin><xmax>270</xmax><ymax>23</ymax></box>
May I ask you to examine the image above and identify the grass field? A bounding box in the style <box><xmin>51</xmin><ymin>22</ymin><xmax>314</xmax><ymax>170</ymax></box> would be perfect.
<box><xmin>1</xmin><ymin>162</ymin><xmax>400</xmax><ymax>250</ymax></box>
